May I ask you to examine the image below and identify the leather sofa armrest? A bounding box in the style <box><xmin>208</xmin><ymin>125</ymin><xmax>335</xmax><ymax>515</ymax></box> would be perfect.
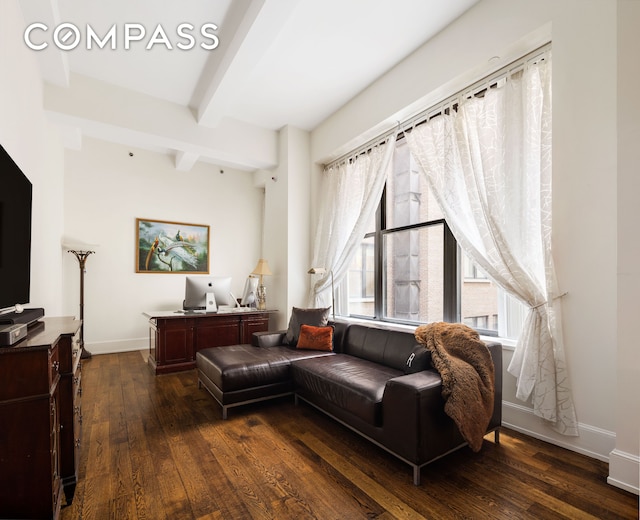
<box><xmin>383</xmin><ymin>342</ymin><xmax>503</xmax><ymax>462</ymax></box>
<box><xmin>383</xmin><ymin>371</ymin><xmax>444</xmax><ymax>424</ymax></box>
<box><xmin>252</xmin><ymin>330</ymin><xmax>287</xmax><ymax>347</ymax></box>
<box><xmin>382</xmin><ymin>370</ymin><xmax>448</xmax><ymax>461</ymax></box>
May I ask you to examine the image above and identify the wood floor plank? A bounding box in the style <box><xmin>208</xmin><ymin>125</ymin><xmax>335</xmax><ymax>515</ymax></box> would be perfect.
<box><xmin>298</xmin><ymin>430</ymin><xmax>427</xmax><ymax>520</ymax></box>
<box><xmin>264</xmin><ymin>406</ymin><xmax>390</xmax><ymax>518</ymax></box>
<box><xmin>251</xmin><ymin>420</ymin><xmax>374</xmax><ymax>519</ymax></box>
<box><xmin>60</xmin><ymin>352</ymin><xmax>639</xmax><ymax>520</ymax></box>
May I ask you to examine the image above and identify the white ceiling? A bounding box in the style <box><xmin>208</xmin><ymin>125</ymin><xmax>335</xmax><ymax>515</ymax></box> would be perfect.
<box><xmin>19</xmin><ymin>0</ymin><xmax>480</xmax><ymax>170</ymax></box>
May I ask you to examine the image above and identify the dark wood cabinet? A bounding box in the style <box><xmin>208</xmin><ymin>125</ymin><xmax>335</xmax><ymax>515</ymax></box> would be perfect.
<box><xmin>144</xmin><ymin>310</ymin><xmax>271</xmax><ymax>374</ymax></box>
<box><xmin>0</xmin><ymin>317</ymin><xmax>81</xmax><ymax>520</ymax></box>
<box><xmin>56</xmin><ymin>322</ymin><xmax>82</xmax><ymax>504</ymax></box>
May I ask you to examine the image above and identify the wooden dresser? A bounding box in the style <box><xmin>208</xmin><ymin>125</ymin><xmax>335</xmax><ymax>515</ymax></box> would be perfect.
<box><xmin>0</xmin><ymin>317</ymin><xmax>82</xmax><ymax>520</ymax></box>
<box><xmin>144</xmin><ymin>310</ymin><xmax>271</xmax><ymax>374</ymax></box>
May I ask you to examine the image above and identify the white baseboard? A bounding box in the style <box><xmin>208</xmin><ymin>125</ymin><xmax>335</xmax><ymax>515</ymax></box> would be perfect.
<box><xmin>503</xmin><ymin>401</ymin><xmax>615</xmax><ymax>461</ymax></box>
<box><xmin>84</xmin><ymin>337</ymin><xmax>147</xmax><ymax>355</ymax></box>
<box><xmin>503</xmin><ymin>401</ymin><xmax>639</xmax><ymax>495</ymax></box>
<box><xmin>608</xmin><ymin>449</ymin><xmax>640</xmax><ymax>495</ymax></box>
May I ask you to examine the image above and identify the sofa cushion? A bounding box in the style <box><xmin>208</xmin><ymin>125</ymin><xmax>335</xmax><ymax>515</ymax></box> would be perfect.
<box><xmin>292</xmin><ymin>354</ymin><xmax>403</xmax><ymax>426</ymax></box>
<box><xmin>342</xmin><ymin>325</ymin><xmax>431</xmax><ymax>373</ymax></box>
<box><xmin>197</xmin><ymin>345</ymin><xmax>292</xmax><ymax>392</ymax></box>
<box><xmin>297</xmin><ymin>324</ymin><xmax>333</xmax><ymax>351</ymax></box>
<box><xmin>284</xmin><ymin>307</ymin><xmax>331</xmax><ymax>346</ymax></box>
<box><xmin>197</xmin><ymin>344</ymin><xmax>335</xmax><ymax>393</ymax></box>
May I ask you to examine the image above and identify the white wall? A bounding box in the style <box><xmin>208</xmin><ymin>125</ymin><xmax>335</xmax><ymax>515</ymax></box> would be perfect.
<box><xmin>611</xmin><ymin>0</ymin><xmax>640</xmax><ymax>495</ymax></box>
<box><xmin>62</xmin><ymin>138</ymin><xmax>264</xmax><ymax>353</ymax></box>
<box><xmin>310</xmin><ymin>0</ymin><xmax>638</xmax><ymax>493</ymax></box>
<box><xmin>0</xmin><ymin>0</ymin><xmax>65</xmax><ymax>316</ymax></box>
<box><xmin>261</xmin><ymin>126</ymin><xmax>312</xmax><ymax>331</ymax></box>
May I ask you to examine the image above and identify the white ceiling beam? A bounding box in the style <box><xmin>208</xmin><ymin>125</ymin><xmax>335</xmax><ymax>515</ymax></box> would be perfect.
<box><xmin>193</xmin><ymin>0</ymin><xmax>298</xmax><ymax>128</ymax></box>
<box><xmin>192</xmin><ymin>0</ymin><xmax>265</xmax><ymax>127</ymax></box>
<box><xmin>18</xmin><ymin>0</ymin><xmax>70</xmax><ymax>87</ymax></box>
<box><xmin>175</xmin><ymin>151</ymin><xmax>200</xmax><ymax>172</ymax></box>
<box><xmin>44</xmin><ymin>74</ymin><xmax>278</xmax><ymax>171</ymax></box>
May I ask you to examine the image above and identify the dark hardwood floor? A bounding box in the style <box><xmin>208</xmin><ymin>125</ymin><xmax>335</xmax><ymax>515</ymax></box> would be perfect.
<box><xmin>61</xmin><ymin>351</ymin><xmax>638</xmax><ymax>520</ymax></box>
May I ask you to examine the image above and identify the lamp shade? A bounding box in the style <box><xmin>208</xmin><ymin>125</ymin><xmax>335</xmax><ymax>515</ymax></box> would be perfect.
<box><xmin>62</xmin><ymin>237</ymin><xmax>99</xmax><ymax>252</ymax></box>
<box><xmin>252</xmin><ymin>259</ymin><xmax>272</xmax><ymax>277</ymax></box>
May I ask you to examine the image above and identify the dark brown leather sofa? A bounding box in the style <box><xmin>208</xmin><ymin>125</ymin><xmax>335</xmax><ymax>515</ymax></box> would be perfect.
<box><xmin>196</xmin><ymin>322</ymin><xmax>502</xmax><ymax>485</ymax></box>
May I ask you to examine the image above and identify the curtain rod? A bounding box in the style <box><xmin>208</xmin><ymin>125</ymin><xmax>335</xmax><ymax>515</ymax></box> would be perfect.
<box><xmin>324</xmin><ymin>42</ymin><xmax>551</xmax><ymax>171</ymax></box>
<box><xmin>323</xmin><ymin>126</ymin><xmax>398</xmax><ymax>171</ymax></box>
<box><xmin>402</xmin><ymin>42</ymin><xmax>551</xmax><ymax>132</ymax></box>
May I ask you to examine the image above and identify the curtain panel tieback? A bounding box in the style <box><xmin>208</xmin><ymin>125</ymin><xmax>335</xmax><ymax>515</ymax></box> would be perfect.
<box><xmin>531</xmin><ymin>291</ymin><xmax>568</xmax><ymax>310</ymax></box>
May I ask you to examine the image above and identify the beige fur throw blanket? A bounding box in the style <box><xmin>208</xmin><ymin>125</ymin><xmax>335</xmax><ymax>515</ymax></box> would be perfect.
<box><xmin>414</xmin><ymin>322</ymin><xmax>495</xmax><ymax>452</ymax></box>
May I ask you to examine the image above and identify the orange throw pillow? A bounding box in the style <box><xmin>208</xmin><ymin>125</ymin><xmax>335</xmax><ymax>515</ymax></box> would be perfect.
<box><xmin>296</xmin><ymin>324</ymin><xmax>334</xmax><ymax>351</ymax></box>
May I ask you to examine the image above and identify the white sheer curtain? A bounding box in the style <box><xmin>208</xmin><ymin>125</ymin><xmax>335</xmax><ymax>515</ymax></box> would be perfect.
<box><xmin>405</xmin><ymin>52</ymin><xmax>578</xmax><ymax>435</ymax></box>
<box><xmin>309</xmin><ymin>133</ymin><xmax>397</xmax><ymax>308</ymax></box>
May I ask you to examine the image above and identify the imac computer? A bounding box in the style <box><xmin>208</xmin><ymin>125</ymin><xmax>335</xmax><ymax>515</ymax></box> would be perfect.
<box><xmin>240</xmin><ymin>275</ymin><xmax>259</xmax><ymax>307</ymax></box>
<box><xmin>183</xmin><ymin>276</ymin><xmax>232</xmax><ymax>311</ymax></box>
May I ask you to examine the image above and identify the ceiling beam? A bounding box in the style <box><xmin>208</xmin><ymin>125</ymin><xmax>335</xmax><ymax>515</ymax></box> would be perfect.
<box><xmin>18</xmin><ymin>0</ymin><xmax>70</xmax><ymax>87</ymax></box>
<box><xmin>175</xmin><ymin>150</ymin><xmax>199</xmax><ymax>172</ymax></box>
<box><xmin>192</xmin><ymin>0</ymin><xmax>265</xmax><ymax>127</ymax></box>
<box><xmin>193</xmin><ymin>0</ymin><xmax>298</xmax><ymax>128</ymax></box>
<box><xmin>44</xmin><ymin>74</ymin><xmax>278</xmax><ymax>171</ymax></box>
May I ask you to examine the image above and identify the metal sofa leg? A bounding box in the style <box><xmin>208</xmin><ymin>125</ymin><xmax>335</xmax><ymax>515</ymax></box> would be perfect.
<box><xmin>413</xmin><ymin>465</ymin><xmax>421</xmax><ymax>486</ymax></box>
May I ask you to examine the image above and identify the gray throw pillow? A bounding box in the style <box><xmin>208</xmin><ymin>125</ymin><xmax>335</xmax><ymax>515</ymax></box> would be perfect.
<box><xmin>283</xmin><ymin>307</ymin><xmax>331</xmax><ymax>346</ymax></box>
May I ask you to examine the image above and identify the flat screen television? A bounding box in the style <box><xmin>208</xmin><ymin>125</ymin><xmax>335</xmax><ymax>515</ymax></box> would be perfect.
<box><xmin>0</xmin><ymin>145</ymin><xmax>32</xmax><ymax>312</ymax></box>
<box><xmin>183</xmin><ymin>276</ymin><xmax>232</xmax><ymax>310</ymax></box>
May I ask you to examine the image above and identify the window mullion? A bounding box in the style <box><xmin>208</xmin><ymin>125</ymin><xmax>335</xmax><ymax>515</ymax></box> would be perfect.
<box><xmin>374</xmin><ymin>185</ymin><xmax>386</xmax><ymax>319</ymax></box>
<box><xmin>443</xmin><ymin>222</ymin><xmax>458</xmax><ymax>323</ymax></box>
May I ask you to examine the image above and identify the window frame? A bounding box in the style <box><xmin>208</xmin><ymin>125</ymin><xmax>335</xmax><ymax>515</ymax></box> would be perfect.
<box><xmin>355</xmin><ymin>182</ymin><xmax>460</xmax><ymax>327</ymax></box>
<box><xmin>340</xmin><ymin>137</ymin><xmax>502</xmax><ymax>337</ymax></box>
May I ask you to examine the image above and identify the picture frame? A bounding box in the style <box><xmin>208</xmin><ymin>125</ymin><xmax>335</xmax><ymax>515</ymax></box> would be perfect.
<box><xmin>136</xmin><ymin>218</ymin><xmax>209</xmax><ymax>273</ymax></box>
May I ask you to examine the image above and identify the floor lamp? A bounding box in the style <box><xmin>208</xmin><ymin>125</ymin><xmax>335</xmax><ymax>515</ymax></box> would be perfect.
<box><xmin>65</xmin><ymin>245</ymin><xmax>96</xmax><ymax>359</ymax></box>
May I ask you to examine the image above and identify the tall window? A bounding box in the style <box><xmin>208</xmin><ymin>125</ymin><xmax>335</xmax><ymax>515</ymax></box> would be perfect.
<box><xmin>336</xmin><ymin>137</ymin><xmax>526</xmax><ymax>339</ymax></box>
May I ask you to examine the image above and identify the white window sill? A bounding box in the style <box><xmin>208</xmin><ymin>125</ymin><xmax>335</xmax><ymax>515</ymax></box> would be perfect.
<box><xmin>334</xmin><ymin>315</ymin><xmax>517</xmax><ymax>351</ymax></box>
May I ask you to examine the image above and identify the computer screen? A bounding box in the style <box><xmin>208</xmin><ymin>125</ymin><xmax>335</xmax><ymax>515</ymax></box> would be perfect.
<box><xmin>183</xmin><ymin>276</ymin><xmax>232</xmax><ymax>310</ymax></box>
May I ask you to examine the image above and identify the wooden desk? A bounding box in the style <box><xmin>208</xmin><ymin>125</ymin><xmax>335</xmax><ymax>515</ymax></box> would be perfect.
<box><xmin>143</xmin><ymin>310</ymin><xmax>272</xmax><ymax>375</ymax></box>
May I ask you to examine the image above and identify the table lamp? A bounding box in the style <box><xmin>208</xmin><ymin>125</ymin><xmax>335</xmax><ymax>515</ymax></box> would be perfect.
<box><xmin>251</xmin><ymin>259</ymin><xmax>272</xmax><ymax>310</ymax></box>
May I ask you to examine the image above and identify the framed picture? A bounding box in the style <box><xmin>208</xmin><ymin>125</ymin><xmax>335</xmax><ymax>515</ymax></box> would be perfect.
<box><xmin>136</xmin><ymin>218</ymin><xmax>209</xmax><ymax>273</ymax></box>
